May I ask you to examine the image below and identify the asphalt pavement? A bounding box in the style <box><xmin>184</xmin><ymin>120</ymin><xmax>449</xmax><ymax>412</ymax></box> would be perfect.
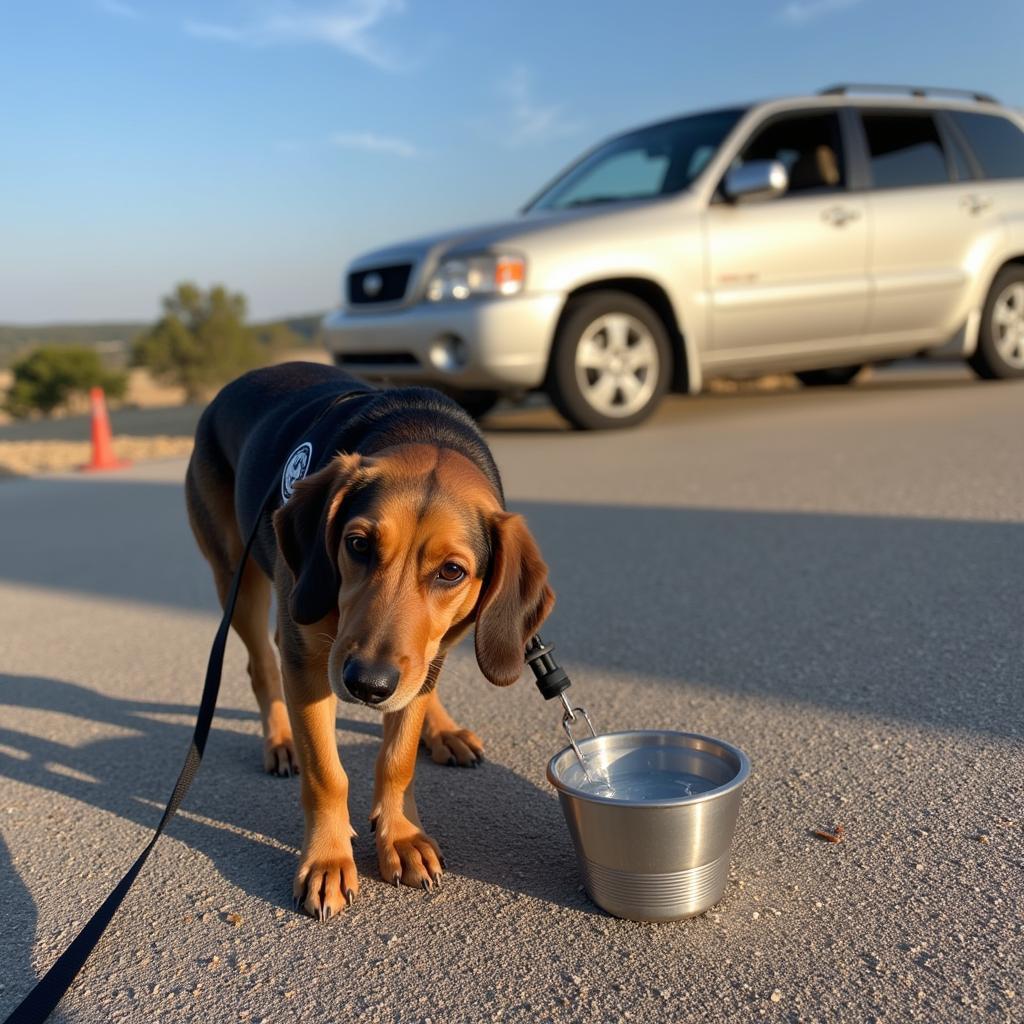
<box><xmin>2</xmin><ymin>363</ymin><xmax>1022</xmax><ymax>1023</ymax></box>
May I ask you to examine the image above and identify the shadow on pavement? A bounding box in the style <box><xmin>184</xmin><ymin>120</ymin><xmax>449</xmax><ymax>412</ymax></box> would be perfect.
<box><xmin>3</xmin><ymin>476</ymin><xmax>1023</xmax><ymax>740</ymax></box>
<box><xmin>0</xmin><ymin>672</ymin><xmax>587</xmax><ymax>1013</ymax></box>
<box><xmin>0</xmin><ymin>829</ymin><xmax>48</xmax><ymax>1020</ymax></box>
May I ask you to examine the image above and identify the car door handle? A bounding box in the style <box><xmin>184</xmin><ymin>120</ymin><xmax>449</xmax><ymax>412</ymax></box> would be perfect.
<box><xmin>822</xmin><ymin>205</ymin><xmax>860</xmax><ymax>227</ymax></box>
<box><xmin>961</xmin><ymin>194</ymin><xmax>992</xmax><ymax>215</ymax></box>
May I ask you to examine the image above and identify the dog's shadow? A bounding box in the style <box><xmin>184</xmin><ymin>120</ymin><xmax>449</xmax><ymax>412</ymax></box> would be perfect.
<box><xmin>0</xmin><ymin>672</ymin><xmax>588</xmax><ymax>996</ymax></box>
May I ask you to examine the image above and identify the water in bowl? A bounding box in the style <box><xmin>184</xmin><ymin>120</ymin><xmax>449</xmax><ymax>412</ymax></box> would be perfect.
<box><xmin>576</xmin><ymin>766</ymin><xmax>715</xmax><ymax>801</ymax></box>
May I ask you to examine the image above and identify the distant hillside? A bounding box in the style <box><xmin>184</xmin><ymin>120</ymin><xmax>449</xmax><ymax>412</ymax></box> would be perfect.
<box><xmin>270</xmin><ymin>313</ymin><xmax>325</xmax><ymax>342</ymax></box>
<box><xmin>0</xmin><ymin>313</ymin><xmax>328</xmax><ymax>367</ymax></box>
<box><xmin>0</xmin><ymin>322</ymin><xmax>148</xmax><ymax>357</ymax></box>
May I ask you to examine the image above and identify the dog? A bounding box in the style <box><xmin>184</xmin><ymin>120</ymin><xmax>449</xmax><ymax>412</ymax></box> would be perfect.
<box><xmin>186</xmin><ymin>362</ymin><xmax>554</xmax><ymax>918</ymax></box>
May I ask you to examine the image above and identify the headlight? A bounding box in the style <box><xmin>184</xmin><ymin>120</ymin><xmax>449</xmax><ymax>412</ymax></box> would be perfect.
<box><xmin>425</xmin><ymin>254</ymin><xmax>525</xmax><ymax>302</ymax></box>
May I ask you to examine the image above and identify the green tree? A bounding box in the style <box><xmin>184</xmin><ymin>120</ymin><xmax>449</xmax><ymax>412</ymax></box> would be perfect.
<box><xmin>5</xmin><ymin>346</ymin><xmax>127</xmax><ymax>419</ymax></box>
<box><xmin>132</xmin><ymin>282</ymin><xmax>263</xmax><ymax>402</ymax></box>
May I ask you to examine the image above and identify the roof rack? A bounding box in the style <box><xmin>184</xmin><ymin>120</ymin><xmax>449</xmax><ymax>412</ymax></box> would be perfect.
<box><xmin>819</xmin><ymin>83</ymin><xmax>998</xmax><ymax>104</ymax></box>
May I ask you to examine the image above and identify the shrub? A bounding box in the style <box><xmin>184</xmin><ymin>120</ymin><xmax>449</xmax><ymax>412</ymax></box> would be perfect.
<box><xmin>5</xmin><ymin>346</ymin><xmax>127</xmax><ymax>418</ymax></box>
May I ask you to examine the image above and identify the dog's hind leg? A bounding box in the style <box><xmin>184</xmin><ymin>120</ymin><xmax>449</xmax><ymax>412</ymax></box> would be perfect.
<box><xmin>234</xmin><ymin>560</ymin><xmax>299</xmax><ymax>776</ymax></box>
<box><xmin>186</xmin><ymin>453</ymin><xmax>298</xmax><ymax>776</ymax></box>
<box><xmin>420</xmin><ymin>689</ymin><xmax>484</xmax><ymax>768</ymax></box>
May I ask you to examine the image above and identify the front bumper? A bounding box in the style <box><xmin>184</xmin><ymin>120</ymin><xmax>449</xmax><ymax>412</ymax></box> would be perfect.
<box><xmin>321</xmin><ymin>292</ymin><xmax>563</xmax><ymax>391</ymax></box>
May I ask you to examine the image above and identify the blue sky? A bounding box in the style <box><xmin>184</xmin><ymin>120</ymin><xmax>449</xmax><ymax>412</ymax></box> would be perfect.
<box><xmin>2</xmin><ymin>0</ymin><xmax>1022</xmax><ymax>323</ymax></box>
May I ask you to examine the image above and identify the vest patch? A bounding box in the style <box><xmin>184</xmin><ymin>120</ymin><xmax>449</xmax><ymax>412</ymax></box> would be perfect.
<box><xmin>281</xmin><ymin>442</ymin><xmax>314</xmax><ymax>501</ymax></box>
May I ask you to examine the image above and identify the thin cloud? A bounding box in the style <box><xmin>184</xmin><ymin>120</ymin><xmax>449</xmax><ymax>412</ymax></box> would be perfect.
<box><xmin>97</xmin><ymin>0</ymin><xmax>140</xmax><ymax>18</ymax></box>
<box><xmin>184</xmin><ymin>0</ymin><xmax>406</xmax><ymax>71</ymax></box>
<box><xmin>330</xmin><ymin>131</ymin><xmax>419</xmax><ymax>158</ymax></box>
<box><xmin>780</xmin><ymin>0</ymin><xmax>864</xmax><ymax>25</ymax></box>
<box><xmin>184</xmin><ymin>21</ymin><xmax>246</xmax><ymax>43</ymax></box>
<box><xmin>495</xmin><ymin>66</ymin><xmax>580</xmax><ymax>149</ymax></box>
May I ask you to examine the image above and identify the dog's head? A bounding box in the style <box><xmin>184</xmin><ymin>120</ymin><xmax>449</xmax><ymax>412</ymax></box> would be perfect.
<box><xmin>272</xmin><ymin>444</ymin><xmax>554</xmax><ymax>711</ymax></box>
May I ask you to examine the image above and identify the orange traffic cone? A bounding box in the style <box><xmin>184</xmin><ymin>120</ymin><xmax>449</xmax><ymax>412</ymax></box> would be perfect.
<box><xmin>82</xmin><ymin>386</ymin><xmax>131</xmax><ymax>472</ymax></box>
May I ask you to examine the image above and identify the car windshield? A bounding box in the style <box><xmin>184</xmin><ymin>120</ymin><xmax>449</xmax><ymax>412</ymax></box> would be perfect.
<box><xmin>528</xmin><ymin>108</ymin><xmax>747</xmax><ymax>211</ymax></box>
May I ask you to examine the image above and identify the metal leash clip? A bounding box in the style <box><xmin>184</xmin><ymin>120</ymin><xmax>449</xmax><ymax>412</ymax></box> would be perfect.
<box><xmin>559</xmin><ymin>693</ymin><xmax>597</xmax><ymax>766</ymax></box>
<box><xmin>525</xmin><ymin>633</ymin><xmax>598</xmax><ymax>771</ymax></box>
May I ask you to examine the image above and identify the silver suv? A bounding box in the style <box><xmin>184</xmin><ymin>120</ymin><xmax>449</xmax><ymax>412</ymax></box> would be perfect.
<box><xmin>323</xmin><ymin>84</ymin><xmax>1024</xmax><ymax>429</ymax></box>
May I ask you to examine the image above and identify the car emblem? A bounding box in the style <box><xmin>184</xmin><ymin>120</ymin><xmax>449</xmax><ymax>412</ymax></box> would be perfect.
<box><xmin>362</xmin><ymin>272</ymin><xmax>384</xmax><ymax>298</ymax></box>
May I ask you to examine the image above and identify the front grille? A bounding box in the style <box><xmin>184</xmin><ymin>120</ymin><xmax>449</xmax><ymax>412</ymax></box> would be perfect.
<box><xmin>348</xmin><ymin>263</ymin><xmax>412</xmax><ymax>305</ymax></box>
<box><xmin>335</xmin><ymin>352</ymin><xmax>420</xmax><ymax>367</ymax></box>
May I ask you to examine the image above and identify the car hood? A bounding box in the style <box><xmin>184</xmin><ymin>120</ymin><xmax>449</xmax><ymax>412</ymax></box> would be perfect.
<box><xmin>347</xmin><ymin>202</ymin><xmax>673</xmax><ymax>270</ymax></box>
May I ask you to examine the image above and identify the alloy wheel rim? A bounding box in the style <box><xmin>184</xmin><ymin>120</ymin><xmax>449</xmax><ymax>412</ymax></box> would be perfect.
<box><xmin>574</xmin><ymin>313</ymin><xmax>659</xmax><ymax>418</ymax></box>
<box><xmin>992</xmin><ymin>282</ymin><xmax>1024</xmax><ymax>368</ymax></box>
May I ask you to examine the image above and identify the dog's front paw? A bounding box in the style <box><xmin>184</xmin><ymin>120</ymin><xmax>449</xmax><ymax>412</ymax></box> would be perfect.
<box><xmin>422</xmin><ymin>726</ymin><xmax>484</xmax><ymax>768</ymax></box>
<box><xmin>374</xmin><ymin>816</ymin><xmax>444</xmax><ymax>889</ymax></box>
<box><xmin>294</xmin><ymin>841</ymin><xmax>359</xmax><ymax>920</ymax></box>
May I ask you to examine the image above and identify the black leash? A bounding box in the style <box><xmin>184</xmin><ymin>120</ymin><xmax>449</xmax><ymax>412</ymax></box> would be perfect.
<box><xmin>3</xmin><ymin>476</ymin><xmax>277</xmax><ymax>1024</ymax></box>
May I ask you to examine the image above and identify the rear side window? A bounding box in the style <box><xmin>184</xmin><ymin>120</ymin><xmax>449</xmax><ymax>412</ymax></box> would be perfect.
<box><xmin>861</xmin><ymin>113</ymin><xmax>950</xmax><ymax>189</ymax></box>
<box><xmin>948</xmin><ymin>111</ymin><xmax>1024</xmax><ymax>180</ymax></box>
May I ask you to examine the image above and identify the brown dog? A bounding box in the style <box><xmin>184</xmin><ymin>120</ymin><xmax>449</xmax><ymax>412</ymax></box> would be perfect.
<box><xmin>186</xmin><ymin>363</ymin><xmax>554</xmax><ymax>918</ymax></box>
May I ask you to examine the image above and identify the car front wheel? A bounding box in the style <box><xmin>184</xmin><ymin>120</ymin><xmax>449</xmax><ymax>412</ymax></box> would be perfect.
<box><xmin>548</xmin><ymin>291</ymin><xmax>670</xmax><ymax>430</ymax></box>
<box><xmin>968</xmin><ymin>266</ymin><xmax>1024</xmax><ymax>380</ymax></box>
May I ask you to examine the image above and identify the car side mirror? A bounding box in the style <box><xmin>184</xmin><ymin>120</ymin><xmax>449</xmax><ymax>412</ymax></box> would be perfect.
<box><xmin>722</xmin><ymin>159</ymin><xmax>789</xmax><ymax>204</ymax></box>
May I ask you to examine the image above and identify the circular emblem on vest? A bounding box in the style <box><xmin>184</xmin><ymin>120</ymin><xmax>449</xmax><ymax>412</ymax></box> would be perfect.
<box><xmin>281</xmin><ymin>442</ymin><xmax>314</xmax><ymax>501</ymax></box>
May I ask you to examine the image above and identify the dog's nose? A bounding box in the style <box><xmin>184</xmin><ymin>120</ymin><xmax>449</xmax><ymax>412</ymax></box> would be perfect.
<box><xmin>341</xmin><ymin>656</ymin><xmax>400</xmax><ymax>706</ymax></box>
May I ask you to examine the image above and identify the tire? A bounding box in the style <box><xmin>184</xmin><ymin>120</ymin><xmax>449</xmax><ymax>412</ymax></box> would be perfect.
<box><xmin>547</xmin><ymin>291</ymin><xmax>671</xmax><ymax>430</ymax></box>
<box><xmin>968</xmin><ymin>265</ymin><xmax>1024</xmax><ymax>380</ymax></box>
<box><xmin>795</xmin><ymin>365</ymin><xmax>864</xmax><ymax>387</ymax></box>
<box><xmin>450</xmin><ymin>389</ymin><xmax>501</xmax><ymax>420</ymax></box>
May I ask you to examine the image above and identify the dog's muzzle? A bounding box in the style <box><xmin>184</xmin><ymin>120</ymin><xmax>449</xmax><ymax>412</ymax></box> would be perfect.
<box><xmin>339</xmin><ymin>655</ymin><xmax>400</xmax><ymax>706</ymax></box>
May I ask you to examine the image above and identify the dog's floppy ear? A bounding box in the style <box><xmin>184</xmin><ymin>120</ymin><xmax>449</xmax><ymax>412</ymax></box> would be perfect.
<box><xmin>474</xmin><ymin>512</ymin><xmax>555</xmax><ymax>686</ymax></box>
<box><xmin>273</xmin><ymin>454</ymin><xmax>361</xmax><ymax>625</ymax></box>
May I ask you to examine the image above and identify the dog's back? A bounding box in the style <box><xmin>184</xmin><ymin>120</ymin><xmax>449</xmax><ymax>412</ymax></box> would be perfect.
<box><xmin>194</xmin><ymin>362</ymin><xmax>370</xmax><ymax>477</ymax></box>
<box><xmin>188</xmin><ymin>362</ymin><xmax>502</xmax><ymax>579</ymax></box>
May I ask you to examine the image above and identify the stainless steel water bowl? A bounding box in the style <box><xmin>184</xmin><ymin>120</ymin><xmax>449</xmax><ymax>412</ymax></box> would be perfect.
<box><xmin>547</xmin><ymin>730</ymin><xmax>750</xmax><ymax>922</ymax></box>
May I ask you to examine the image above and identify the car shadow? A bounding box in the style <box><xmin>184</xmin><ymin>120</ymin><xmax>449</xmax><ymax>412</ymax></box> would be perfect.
<box><xmin>3</xmin><ymin>476</ymin><xmax>1023</xmax><ymax>741</ymax></box>
<box><xmin>524</xmin><ymin>498</ymin><xmax>1024</xmax><ymax>742</ymax></box>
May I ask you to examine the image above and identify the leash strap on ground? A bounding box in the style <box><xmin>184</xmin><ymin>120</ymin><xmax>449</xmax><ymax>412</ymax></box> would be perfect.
<box><xmin>3</xmin><ymin>479</ymin><xmax>277</xmax><ymax>1024</ymax></box>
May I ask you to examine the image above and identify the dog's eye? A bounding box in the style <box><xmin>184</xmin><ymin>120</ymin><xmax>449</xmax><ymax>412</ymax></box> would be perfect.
<box><xmin>346</xmin><ymin>535</ymin><xmax>370</xmax><ymax>556</ymax></box>
<box><xmin>437</xmin><ymin>562</ymin><xmax>466</xmax><ymax>583</ymax></box>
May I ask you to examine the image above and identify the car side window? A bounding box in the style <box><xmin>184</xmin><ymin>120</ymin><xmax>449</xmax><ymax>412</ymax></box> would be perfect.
<box><xmin>733</xmin><ymin>112</ymin><xmax>846</xmax><ymax>195</ymax></box>
<box><xmin>861</xmin><ymin>112</ymin><xmax>950</xmax><ymax>189</ymax></box>
<box><xmin>947</xmin><ymin>110</ymin><xmax>1024</xmax><ymax>180</ymax></box>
